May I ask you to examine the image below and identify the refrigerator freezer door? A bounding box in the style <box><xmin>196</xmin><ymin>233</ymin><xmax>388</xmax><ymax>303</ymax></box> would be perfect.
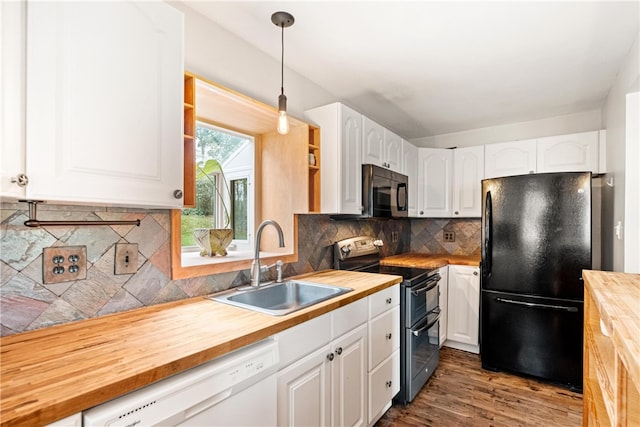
<box><xmin>481</xmin><ymin>172</ymin><xmax>592</xmax><ymax>300</ymax></box>
<box><xmin>480</xmin><ymin>290</ymin><xmax>583</xmax><ymax>390</ymax></box>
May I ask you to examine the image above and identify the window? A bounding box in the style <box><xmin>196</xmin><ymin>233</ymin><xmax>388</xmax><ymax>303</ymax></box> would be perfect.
<box><xmin>181</xmin><ymin>123</ymin><xmax>254</xmax><ymax>252</ymax></box>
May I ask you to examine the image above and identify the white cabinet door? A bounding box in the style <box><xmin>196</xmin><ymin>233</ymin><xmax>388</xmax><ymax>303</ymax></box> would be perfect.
<box><xmin>363</xmin><ymin>117</ymin><xmax>385</xmax><ymax>168</ymax></box>
<box><xmin>25</xmin><ymin>1</ymin><xmax>184</xmax><ymax>207</ymax></box>
<box><xmin>331</xmin><ymin>324</ymin><xmax>367</xmax><ymax>427</ymax></box>
<box><xmin>368</xmin><ymin>350</ymin><xmax>400</xmax><ymax>425</ymax></box>
<box><xmin>278</xmin><ymin>343</ymin><xmax>332</xmax><ymax>427</ymax></box>
<box><xmin>484</xmin><ymin>139</ymin><xmax>537</xmax><ymax>179</ymax></box>
<box><xmin>340</xmin><ymin>106</ymin><xmax>364</xmax><ymax>214</ymax></box>
<box><xmin>305</xmin><ymin>103</ymin><xmax>363</xmax><ymax>214</ymax></box>
<box><xmin>1</xmin><ymin>1</ymin><xmax>27</xmax><ymax>199</ymax></box>
<box><xmin>403</xmin><ymin>141</ymin><xmax>419</xmax><ymax>216</ymax></box>
<box><xmin>368</xmin><ymin>306</ymin><xmax>400</xmax><ymax>369</ymax></box>
<box><xmin>362</xmin><ymin>118</ymin><xmax>403</xmax><ymax>173</ymax></box>
<box><xmin>417</xmin><ymin>148</ymin><xmax>452</xmax><ymax>217</ymax></box>
<box><xmin>384</xmin><ymin>130</ymin><xmax>403</xmax><ymax>173</ymax></box>
<box><xmin>438</xmin><ymin>266</ymin><xmax>449</xmax><ymax>347</ymax></box>
<box><xmin>536</xmin><ymin>131</ymin><xmax>599</xmax><ymax>173</ymax></box>
<box><xmin>446</xmin><ymin>265</ymin><xmax>480</xmax><ymax>353</ymax></box>
<box><xmin>452</xmin><ymin>146</ymin><xmax>484</xmax><ymax>218</ymax></box>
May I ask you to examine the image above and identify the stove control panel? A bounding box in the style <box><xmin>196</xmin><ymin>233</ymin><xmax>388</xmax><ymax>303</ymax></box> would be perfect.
<box><xmin>334</xmin><ymin>236</ymin><xmax>381</xmax><ymax>261</ymax></box>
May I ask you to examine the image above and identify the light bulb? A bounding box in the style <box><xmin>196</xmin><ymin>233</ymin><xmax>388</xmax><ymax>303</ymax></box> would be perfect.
<box><xmin>277</xmin><ymin>110</ymin><xmax>289</xmax><ymax>135</ymax></box>
<box><xmin>277</xmin><ymin>93</ymin><xmax>289</xmax><ymax>135</ymax></box>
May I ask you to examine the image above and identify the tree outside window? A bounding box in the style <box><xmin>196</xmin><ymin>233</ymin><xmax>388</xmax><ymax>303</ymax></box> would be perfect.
<box><xmin>181</xmin><ymin>124</ymin><xmax>252</xmax><ymax>248</ymax></box>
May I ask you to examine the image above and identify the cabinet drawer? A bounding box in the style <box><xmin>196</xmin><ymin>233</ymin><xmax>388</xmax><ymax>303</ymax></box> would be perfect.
<box><xmin>369</xmin><ymin>305</ymin><xmax>400</xmax><ymax>368</ymax></box>
<box><xmin>275</xmin><ymin>311</ymin><xmax>331</xmax><ymax>368</ymax></box>
<box><xmin>332</xmin><ymin>297</ymin><xmax>367</xmax><ymax>339</ymax></box>
<box><xmin>368</xmin><ymin>350</ymin><xmax>400</xmax><ymax>424</ymax></box>
<box><xmin>369</xmin><ymin>284</ymin><xmax>399</xmax><ymax>319</ymax></box>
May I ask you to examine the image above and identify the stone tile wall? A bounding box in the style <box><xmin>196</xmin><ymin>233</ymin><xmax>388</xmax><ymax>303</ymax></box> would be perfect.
<box><xmin>0</xmin><ymin>203</ymin><xmax>412</xmax><ymax>336</ymax></box>
<box><xmin>409</xmin><ymin>218</ymin><xmax>482</xmax><ymax>256</ymax></box>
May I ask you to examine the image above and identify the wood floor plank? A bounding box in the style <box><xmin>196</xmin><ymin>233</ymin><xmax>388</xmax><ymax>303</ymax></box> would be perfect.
<box><xmin>376</xmin><ymin>347</ymin><xmax>583</xmax><ymax>426</ymax></box>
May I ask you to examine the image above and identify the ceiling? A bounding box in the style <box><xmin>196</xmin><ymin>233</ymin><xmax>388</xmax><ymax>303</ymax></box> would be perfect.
<box><xmin>182</xmin><ymin>1</ymin><xmax>639</xmax><ymax>140</ymax></box>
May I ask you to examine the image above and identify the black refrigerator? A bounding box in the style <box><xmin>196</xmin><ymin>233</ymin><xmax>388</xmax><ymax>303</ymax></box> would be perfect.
<box><xmin>480</xmin><ymin>172</ymin><xmax>592</xmax><ymax>391</ymax></box>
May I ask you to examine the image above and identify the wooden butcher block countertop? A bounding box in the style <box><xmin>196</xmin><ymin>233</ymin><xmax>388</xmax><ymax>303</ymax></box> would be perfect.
<box><xmin>583</xmin><ymin>270</ymin><xmax>640</xmax><ymax>391</ymax></box>
<box><xmin>0</xmin><ymin>270</ymin><xmax>401</xmax><ymax>427</ymax></box>
<box><xmin>381</xmin><ymin>253</ymin><xmax>481</xmax><ymax>269</ymax></box>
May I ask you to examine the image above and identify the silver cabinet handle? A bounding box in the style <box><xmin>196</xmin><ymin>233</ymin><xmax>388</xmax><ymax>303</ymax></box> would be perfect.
<box><xmin>335</xmin><ymin>347</ymin><xmax>343</xmax><ymax>355</ymax></box>
<box><xmin>473</xmin><ymin>271</ymin><xmax>478</xmax><ymax>276</ymax></box>
<box><xmin>173</xmin><ymin>189</ymin><xmax>183</xmax><ymax>199</ymax></box>
<box><xmin>386</xmin><ymin>381</ymin><xmax>392</xmax><ymax>388</ymax></box>
<box><xmin>385</xmin><ymin>333</ymin><xmax>392</xmax><ymax>340</ymax></box>
<box><xmin>386</xmin><ymin>297</ymin><xmax>392</xmax><ymax>304</ymax></box>
<box><xmin>327</xmin><ymin>353</ymin><xmax>335</xmax><ymax>361</ymax></box>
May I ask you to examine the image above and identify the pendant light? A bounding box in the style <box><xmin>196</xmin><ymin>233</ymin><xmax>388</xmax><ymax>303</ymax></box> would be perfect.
<box><xmin>271</xmin><ymin>11</ymin><xmax>294</xmax><ymax>135</ymax></box>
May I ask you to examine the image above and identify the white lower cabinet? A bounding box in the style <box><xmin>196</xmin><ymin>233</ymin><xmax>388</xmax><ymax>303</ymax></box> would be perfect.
<box><xmin>331</xmin><ymin>324</ymin><xmax>368</xmax><ymax>427</ymax></box>
<box><xmin>445</xmin><ymin>265</ymin><xmax>480</xmax><ymax>354</ymax></box>
<box><xmin>276</xmin><ymin>285</ymin><xmax>400</xmax><ymax>427</ymax></box>
<box><xmin>367</xmin><ymin>285</ymin><xmax>400</xmax><ymax>426</ymax></box>
<box><xmin>276</xmin><ymin>298</ymin><xmax>368</xmax><ymax>427</ymax></box>
<box><xmin>368</xmin><ymin>350</ymin><xmax>400</xmax><ymax>425</ymax></box>
<box><xmin>277</xmin><ymin>342</ymin><xmax>333</xmax><ymax>426</ymax></box>
<box><xmin>438</xmin><ymin>266</ymin><xmax>449</xmax><ymax>346</ymax></box>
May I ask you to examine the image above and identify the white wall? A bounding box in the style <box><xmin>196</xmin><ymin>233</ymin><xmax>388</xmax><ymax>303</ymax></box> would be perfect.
<box><xmin>601</xmin><ymin>33</ymin><xmax>640</xmax><ymax>272</ymax></box>
<box><xmin>171</xmin><ymin>2</ymin><xmax>335</xmax><ymax>121</ymax></box>
<box><xmin>410</xmin><ymin>109</ymin><xmax>602</xmax><ymax>149</ymax></box>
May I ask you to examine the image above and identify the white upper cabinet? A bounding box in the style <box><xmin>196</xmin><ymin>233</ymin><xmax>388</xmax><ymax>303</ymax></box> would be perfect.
<box><xmin>363</xmin><ymin>117</ymin><xmax>385</xmax><ymax>167</ymax></box>
<box><xmin>305</xmin><ymin>102</ymin><xmax>363</xmax><ymax>215</ymax></box>
<box><xmin>417</xmin><ymin>148</ymin><xmax>453</xmax><ymax>217</ymax></box>
<box><xmin>402</xmin><ymin>140</ymin><xmax>419</xmax><ymax>216</ymax></box>
<box><xmin>384</xmin><ymin>130</ymin><xmax>403</xmax><ymax>173</ymax></box>
<box><xmin>452</xmin><ymin>146</ymin><xmax>484</xmax><ymax>218</ymax></box>
<box><xmin>20</xmin><ymin>1</ymin><xmax>184</xmax><ymax>207</ymax></box>
<box><xmin>362</xmin><ymin>117</ymin><xmax>403</xmax><ymax>173</ymax></box>
<box><xmin>536</xmin><ymin>131</ymin><xmax>599</xmax><ymax>173</ymax></box>
<box><xmin>1</xmin><ymin>1</ymin><xmax>27</xmax><ymax>199</ymax></box>
<box><xmin>484</xmin><ymin>139</ymin><xmax>537</xmax><ymax>179</ymax></box>
<box><xmin>484</xmin><ymin>130</ymin><xmax>602</xmax><ymax>179</ymax></box>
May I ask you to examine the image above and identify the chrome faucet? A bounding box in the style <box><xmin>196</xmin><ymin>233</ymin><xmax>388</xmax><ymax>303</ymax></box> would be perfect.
<box><xmin>250</xmin><ymin>220</ymin><xmax>285</xmax><ymax>287</ymax></box>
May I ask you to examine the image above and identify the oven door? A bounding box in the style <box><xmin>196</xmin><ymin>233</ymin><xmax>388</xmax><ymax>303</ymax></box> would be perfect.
<box><xmin>404</xmin><ymin>274</ymin><xmax>440</xmax><ymax>326</ymax></box>
<box><xmin>406</xmin><ymin>309</ymin><xmax>440</xmax><ymax>402</ymax></box>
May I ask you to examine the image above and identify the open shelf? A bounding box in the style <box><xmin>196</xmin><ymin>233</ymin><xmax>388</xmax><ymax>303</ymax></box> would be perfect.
<box><xmin>183</xmin><ymin>73</ymin><xmax>196</xmax><ymax>208</ymax></box>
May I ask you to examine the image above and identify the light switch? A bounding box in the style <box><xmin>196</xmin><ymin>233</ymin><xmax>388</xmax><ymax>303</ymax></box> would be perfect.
<box><xmin>114</xmin><ymin>243</ymin><xmax>139</xmax><ymax>275</ymax></box>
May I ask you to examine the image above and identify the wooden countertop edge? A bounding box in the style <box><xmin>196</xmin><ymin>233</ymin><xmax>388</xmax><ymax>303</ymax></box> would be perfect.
<box><xmin>0</xmin><ymin>270</ymin><xmax>401</xmax><ymax>427</ymax></box>
<box><xmin>583</xmin><ymin>270</ymin><xmax>640</xmax><ymax>391</ymax></box>
<box><xmin>380</xmin><ymin>253</ymin><xmax>481</xmax><ymax>268</ymax></box>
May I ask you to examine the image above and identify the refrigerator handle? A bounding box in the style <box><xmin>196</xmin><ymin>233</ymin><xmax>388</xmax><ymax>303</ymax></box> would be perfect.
<box><xmin>483</xmin><ymin>190</ymin><xmax>492</xmax><ymax>275</ymax></box>
<box><xmin>495</xmin><ymin>297</ymin><xmax>579</xmax><ymax>313</ymax></box>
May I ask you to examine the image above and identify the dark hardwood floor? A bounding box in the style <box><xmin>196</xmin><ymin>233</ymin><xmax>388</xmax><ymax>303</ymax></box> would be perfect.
<box><xmin>376</xmin><ymin>347</ymin><xmax>583</xmax><ymax>427</ymax></box>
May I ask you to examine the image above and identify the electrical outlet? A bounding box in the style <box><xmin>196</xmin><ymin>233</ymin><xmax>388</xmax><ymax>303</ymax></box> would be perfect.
<box><xmin>391</xmin><ymin>231</ymin><xmax>399</xmax><ymax>243</ymax></box>
<box><xmin>115</xmin><ymin>243</ymin><xmax>139</xmax><ymax>275</ymax></box>
<box><xmin>42</xmin><ymin>246</ymin><xmax>87</xmax><ymax>284</ymax></box>
<box><xmin>443</xmin><ymin>231</ymin><xmax>455</xmax><ymax>242</ymax></box>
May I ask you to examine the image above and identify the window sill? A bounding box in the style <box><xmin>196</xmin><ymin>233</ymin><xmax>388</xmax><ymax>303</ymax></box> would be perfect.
<box><xmin>181</xmin><ymin>250</ymin><xmax>290</xmax><ymax>267</ymax></box>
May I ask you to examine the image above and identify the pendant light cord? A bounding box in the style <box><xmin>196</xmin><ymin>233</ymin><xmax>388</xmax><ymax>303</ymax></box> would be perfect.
<box><xmin>280</xmin><ymin>24</ymin><xmax>285</xmax><ymax>96</ymax></box>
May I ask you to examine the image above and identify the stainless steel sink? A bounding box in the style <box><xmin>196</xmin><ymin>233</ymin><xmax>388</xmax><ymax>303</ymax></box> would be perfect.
<box><xmin>210</xmin><ymin>280</ymin><xmax>353</xmax><ymax>316</ymax></box>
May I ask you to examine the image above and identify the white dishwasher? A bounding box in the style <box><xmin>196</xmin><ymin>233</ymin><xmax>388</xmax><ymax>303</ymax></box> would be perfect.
<box><xmin>83</xmin><ymin>339</ymin><xmax>278</xmax><ymax>427</ymax></box>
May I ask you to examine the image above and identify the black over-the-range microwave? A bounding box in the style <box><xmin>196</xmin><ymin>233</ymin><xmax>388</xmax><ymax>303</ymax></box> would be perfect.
<box><xmin>362</xmin><ymin>163</ymin><xmax>409</xmax><ymax>218</ymax></box>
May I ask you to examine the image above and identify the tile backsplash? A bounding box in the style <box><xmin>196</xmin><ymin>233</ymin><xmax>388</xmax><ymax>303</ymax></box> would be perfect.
<box><xmin>1</xmin><ymin>202</ymin><xmax>479</xmax><ymax>336</ymax></box>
